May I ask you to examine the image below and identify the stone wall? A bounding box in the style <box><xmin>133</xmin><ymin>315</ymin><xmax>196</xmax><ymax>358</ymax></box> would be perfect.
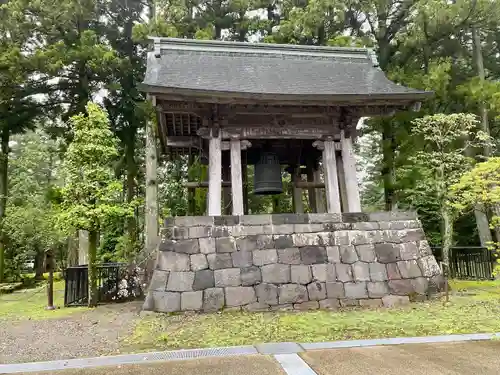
<box><xmin>143</xmin><ymin>212</ymin><xmax>443</xmax><ymax>313</ymax></box>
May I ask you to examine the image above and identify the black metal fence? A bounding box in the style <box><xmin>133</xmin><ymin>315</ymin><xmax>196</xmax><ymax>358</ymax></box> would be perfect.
<box><xmin>431</xmin><ymin>246</ymin><xmax>497</xmax><ymax>280</ymax></box>
<box><xmin>64</xmin><ymin>263</ymin><xmax>142</xmax><ymax>306</ymax></box>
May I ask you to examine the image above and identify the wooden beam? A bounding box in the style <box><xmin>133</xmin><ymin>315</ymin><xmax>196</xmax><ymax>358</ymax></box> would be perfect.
<box><xmin>186</xmin><ymin>181</ymin><xmax>233</xmax><ymax>188</ymax></box>
<box><xmin>295</xmin><ymin>181</ymin><xmax>325</xmax><ymax>189</ymax></box>
<box><xmin>166</xmin><ymin>136</ymin><xmax>202</xmax><ymax>148</ymax></box>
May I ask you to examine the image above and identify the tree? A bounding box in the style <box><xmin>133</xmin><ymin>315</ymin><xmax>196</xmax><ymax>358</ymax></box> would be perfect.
<box><xmin>58</xmin><ymin>103</ymin><xmax>132</xmax><ymax>307</ymax></box>
<box><xmin>409</xmin><ymin>113</ymin><xmax>491</xmax><ymax>265</ymax></box>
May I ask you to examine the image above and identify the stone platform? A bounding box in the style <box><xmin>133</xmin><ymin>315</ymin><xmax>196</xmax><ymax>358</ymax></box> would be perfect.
<box><xmin>143</xmin><ymin>212</ymin><xmax>442</xmax><ymax>313</ymax></box>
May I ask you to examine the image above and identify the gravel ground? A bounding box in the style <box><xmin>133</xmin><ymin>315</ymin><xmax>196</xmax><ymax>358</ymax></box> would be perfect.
<box><xmin>0</xmin><ymin>301</ymin><xmax>143</xmax><ymax>364</ymax></box>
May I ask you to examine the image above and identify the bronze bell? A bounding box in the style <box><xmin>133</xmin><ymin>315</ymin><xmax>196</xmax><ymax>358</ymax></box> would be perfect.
<box><xmin>253</xmin><ymin>152</ymin><xmax>283</xmax><ymax>195</ymax></box>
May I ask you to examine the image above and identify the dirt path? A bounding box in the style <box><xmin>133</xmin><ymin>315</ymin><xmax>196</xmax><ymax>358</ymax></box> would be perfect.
<box><xmin>0</xmin><ymin>302</ymin><xmax>143</xmax><ymax>364</ymax></box>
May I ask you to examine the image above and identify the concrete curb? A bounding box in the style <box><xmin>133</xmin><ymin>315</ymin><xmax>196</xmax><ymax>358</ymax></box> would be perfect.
<box><xmin>1</xmin><ymin>332</ymin><xmax>499</xmax><ymax>374</ymax></box>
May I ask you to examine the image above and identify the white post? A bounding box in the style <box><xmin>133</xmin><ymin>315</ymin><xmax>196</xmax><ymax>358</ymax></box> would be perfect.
<box><xmin>314</xmin><ymin>139</ymin><xmax>341</xmax><ymax>214</ymax></box>
<box><xmin>313</xmin><ymin>168</ymin><xmax>326</xmax><ymax>213</ymax></box>
<box><xmin>341</xmin><ymin>132</ymin><xmax>361</xmax><ymax>212</ymax></box>
<box><xmin>208</xmin><ymin>130</ymin><xmax>222</xmax><ymax>216</ymax></box>
<box><xmin>336</xmin><ymin>153</ymin><xmax>348</xmax><ymax>213</ymax></box>
<box><xmin>230</xmin><ymin>138</ymin><xmax>244</xmax><ymax>216</ymax></box>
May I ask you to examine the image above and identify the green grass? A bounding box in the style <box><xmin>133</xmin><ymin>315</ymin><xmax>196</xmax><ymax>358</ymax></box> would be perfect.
<box><xmin>0</xmin><ymin>281</ymin><xmax>86</xmax><ymax>321</ymax></box>
<box><xmin>123</xmin><ymin>280</ymin><xmax>500</xmax><ymax>352</ymax></box>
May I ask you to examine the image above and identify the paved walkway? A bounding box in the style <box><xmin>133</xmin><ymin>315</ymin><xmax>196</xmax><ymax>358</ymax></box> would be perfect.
<box><xmin>2</xmin><ymin>333</ymin><xmax>500</xmax><ymax>375</ymax></box>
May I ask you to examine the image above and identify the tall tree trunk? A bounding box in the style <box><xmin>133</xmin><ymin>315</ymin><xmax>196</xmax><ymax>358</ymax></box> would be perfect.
<box><xmin>125</xmin><ymin>134</ymin><xmax>137</xmax><ymax>260</ymax></box>
<box><xmin>471</xmin><ymin>26</ymin><xmax>496</xmax><ymax>245</ymax></box>
<box><xmin>381</xmin><ymin>120</ymin><xmax>396</xmax><ymax>210</ymax></box>
<box><xmin>441</xmin><ymin>206</ymin><xmax>453</xmax><ymax>267</ymax></box>
<box><xmin>87</xmin><ymin>229</ymin><xmax>98</xmax><ymax>307</ymax></box>
<box><xmin>0</xmin><ymin>128</ymin><xmax>9</xmax><ymax>283</ymax></box>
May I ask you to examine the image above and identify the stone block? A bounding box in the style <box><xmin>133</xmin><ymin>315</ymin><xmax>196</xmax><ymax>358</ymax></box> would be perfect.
<box><xmin>214</xmin><ymin>268</ymin><xmax>241</xmax><ymax>287</ymax></box>
<box><xmin>307</xmin><ymin>282</ymin><xmax>327</xmax><ymax>301</ymax></box>
<box><xmin>157</xmin><ymin>251</ymin><xmax>190</xmax><ymax>272</ymax></box>
<box><xmin>190</xmin><ymin>254</ymin><xmax>208</xmax><ymax>271</ymax></box>
<box><xmin>319</xmin><ymin>299</ymin><xmax>340</xmax><ymax>310</ymax></box>
<box><xmin>193</xmin><ymin>270</ymin><xmax>215</xmax><ymax>290</ymax></box>
<box><xmin>300</xmin><ymin>246</ymin><xmax>327</xmax><ymax>264</ymax></box>
<box><xmin>350</xmin><ymin>231</ymin><xmax>372</xmax><ymax>245</ymax></box>
<box><xmin>344</xmin><ymin>282</ymin><xmax>368</xmax><ymax>299</ymax></box>
<box><xmin>397</xmin><ymin>260</ymin><xmax>422</xmax><ymax>279</ymax></box>
<box><xmin>418</xmin><ymin>240</ymin><xmax>432</xmax><ymax>256</ymax></box>
<box><xmin>417</xmin><ymin>255</ymin><xmax>441</xmax><ymax>277</ymax></box>
<box><xmin>352</xmin><ymin>262</ymin><xmax>370</xmax><ymax>281</ymax></box>
<box><xmin>402</xmin><ymin>229</ymin><xmax>425</xmax><ymax>242</ymax></box>
<box><xmin>278</xmin><ymin>284</ymin><xmax>308</xmax><ymax>304</ymax></box>
<box><xmin>428</xmin><ymin>275</ymin><xmax>446</xmax><ymax>295</ymax></box>
<box><xmin>352</xmin><ymin>222</ymin><xmax>380</xmax><ymax>231</ymax></box>
<box><xmin>278</xmin><ymin>248</ymin><xmax>301</xmax><ymax>264</ymax></box>
<box><xmin>360</xmin><ymin>299</ymin><xmax>383</xmax><ymax>308</ymax></box>
<box><xmin>199</xmin><ymin>237</ymin><xmax>216</xmax><ymax>254</ymax></box>
<box><xmin>239</xmin><ymin>214</ymin><xmax>272</xmax><ymax>226</ymax></box>
<box><xmin>294</xmin><ymin>301</ymin><xmax>320</xmax><ymax>311</ymax></box>
<box><xmin>181</xmin><ymin>291</ymin><xmax>203</xmax><ymax>311</ymax></box>
<box><xmin>237</xmin><ymin>225</ymin><xmax>266</xmax><ymax>236</ymax></box>
<box><xmin>411</xmin><ymin>277</ymin><xmax>429</xmax><ymax>295</ymax></box>
<box><xmin>374</xmin><ymin>243</ymin><xmax>401</xmax><ymax>263</ymax></box>
<box><xmin>207</xmin><ymin>253</ymin><xmax>233</xmax><ymax>270</ymax></box>
<box><xmin>203</xmin><ymin>288</ymin><xmax>225</xmax><ymax>312</ymax></box>
<box><xmin>172</xmin><ymin>226</ymin><xmax>189</xmax><ymax>240</ymax></box>
<box><xmin>272</xmin><ymin>213</ymin><xmax>309</xmax><ymax>225</ymax></box>
<box><xmin>214</xmin><ymin>215</ymin><xmax>239</xmax><ymax>226</ymax></box>
<box><xmin>388</xmin><ymin>279</ymin><xmax>414</xmax><ymax>295</ymax></box>
<box><xmin>294</xmin><ymin>224</ymin><xmax>324</xmax><ymax>233</ymax></box>
<box><xmin>368</xmin><ymin>211</ymin><xmax>417</xmax><ymax>222</ymax></box>
<box><xmin>342</xmin><ymin>213</ymin><xmax>370</xmax><ymax>222</ymax></box>
<box><xmin>340</xmin><ymin>245</ymin><xmax>358</xmax><ymax>264</ymax></box>
<box><xmin>216</xmin><ymin>237</ymin><xmax>237</xmax><ymax>253</ymax></box>
<box><xmin>262</xmin><ymin>264</ymin><xmax>291</xmax><ymax>284</ymax></box>
<box><xmin>188</xmin><ymin>226</ymin><xmax>211</xmax><ymax>239</ymax></box>
<box><xmin>225</xmin><ymin>286</ymin><xmax>256</xmax><ymax>307</ymax></box>
<box><xmin>159</xmin><ymin>239</ymin><xmax>176</xmax><ymax>251</ymax></box>
<box><xmin>309</xmin><ymin>213</ymin><xmax>342</xmax><ymax>223</ymax></box>
<box><xmin>152</xmin><ymin>291</ymin><xmax>180</xmax><ymax>313</ymax></box>
<box><xmin>382</xmin><ymin>295</ymin><xmax>410</xmax><ymax>308</ymax></box>
<box><xmin>293</xmin><ymin>233</ymin><xmax>321</xmax><ymax>247</ymax></box>
<box><xmin>340</xmin><ymin>298</ymin><xmax>359</xmax><ymax>307</ymax></box>
<box><xmin>175</xmin><ymin>239</ymin><xmax>200</xmax><ymax>254</ymax></box>
<box><xmin>326</xmin><ymin>246</ymin><xmax>340</xmax><ymax>263</ymax></box>
<box><xmin>231</xmin><ymin>251</ymin><xmax>253</xmax><ymax>268</ymax></box>
<box><xmin>381</xmin><ymin>230</ymin><xmax>404</xmax><ymax>244</ymax></box>
<box><xmin>253</xmin><ymin>249</ymin><xmax>278</xmax><ymax>266</ymax></box>
<box><xmin>244</xmin><ymin>302</ymin><xmax>271</xmax><ymax>312</ymax></box>
<box><xmin>240</xmin><ymin>266</ymin><xmax>262</xmax><ymax>286</ymax></box>
<box><xmin>166</xmin><ymin>272</ymin><xmax>194</xmax><ymax>292</ymax></box>
<box><xmin>335</xmin><ymin>263</ymin><xmax>353</xmax><ymax>282</ymax></box>
<box><xmin>270</xmin><ymin>304</ymin><xmax>294</xmax><ymax>311</ymax></box>
<box><xmin>333</xmin><ymin>231</ymin><xmax>350</xmax><ymax>246</ymax></box>
<box><xmin>311</xmin><ymin>264</ymin><xmax>336</xmax><ymax>282</ymax></box>
<box><xmin>369</xmin><ymin>263</ymin><xmax>388</xmax><ymax>281</ymax></box>
<box><xmin>317</xmin><ymin>232</ymin><xmax>335</xmax><ymax>246</ymax></box>
<box><xmin>367</xmin><ymin>281</ymin><xmax>389</xmax><ymax>298</ymax></box>
<box><xmin>399</xmin><ymin>242</ymin><xmax>419</xmax><ymax>260</ymax></box>
<box><xmin>274</xmin><ymin>235</ymin><xmax>294</xmax><ymax>249</ymax></box>
<box><xmin>173</xmin><ymin>216</ymin><xmax>214</xmax><ymax>227</ymax></box>
<box><xmin>386</xmin><ymin>263</ymin><xmax>402</xmax><ymax>280</ymax></box>
<box><xmin>236</xmin><ymin>236</ymin><xmax>258</xmax><ymax>251</ymax></box>
<box><xmin>272</xmin><ymin>224</ymin><xmax>295</xmax><ymax>235</ymax></box>
<box><xmin>326</xmin><ymin>282</ymin><xmax>345</xmax><ymax>299</ymax></box>
<box><xmin>255</xmin><ymin>283</ymin><xmax>278</xmax><ymax>305</ymax></box>
<box><xmin>256</xmin><ymin>235</ymin><xmax>274</xmax><ymax>249</ymax></box>
<box><xmin>356</xmin><ymin>244</ymin><xmax>376</xmax><ymax>262</ymax></box>
<box><xmin>149</xmin><ymin>270</ymin><xmax>169</xmax><ymax>291</ymax></box>
<box><xmin>290</xmin><ymin>265</ymin><xmax>312</xmax><ymax>285</ymax></box>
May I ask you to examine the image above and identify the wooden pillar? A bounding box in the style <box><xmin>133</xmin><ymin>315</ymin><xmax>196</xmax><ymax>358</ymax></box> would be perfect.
<box><xmin>313</xmin><ymin>167</ymin><xmax>326</xmax><ymax>213</ymax></box>
<box><xmin>145</xmin><ymin>95</ymin><xmax>159</xmax><ymax>256</ymax></box>
<box><xmin>292</xmin><ymin>166</ymin><xmax>304</xmax><ymax>214</ymax></box>
<box><xmin>242</xmin><ymin>161</ymin><xmax>249</xmax><ymax>215</ymax></box>
<box><xmin>313</xmin><ymin>139</ymin><xmax>341</xmax><ymax>214</ymax></box>
<box><xmin>208</xmin><ymin>130</ymin><xmax>222</xmax><ymax>216</ymax></box>
<box><xmin>230</xmin><ymin>138</ymin><xmax>244</xmax><ymax>216</ymax></box>
<box><xmin>336</xmin><ymin>152</ymin><xmax>348</xmax><ymax>213</ymax></box>
<box><xmin>222</xmin><ymin>159</ymin><xmax>232</xmax><ymax>215</ymax></box>
<box><xmin>341</xmin><ymin>132</ymin><xmax>361</xmax><ymax>212</ymax></box>
<box><xmin>306</xmin><ymin>161</ymin><xmax>317</xmax><ymax>213</ymax></box>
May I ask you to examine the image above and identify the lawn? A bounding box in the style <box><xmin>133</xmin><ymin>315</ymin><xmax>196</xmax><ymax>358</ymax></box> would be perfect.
<box><xmin>123</xmin><ymin>280</ymin><xmax>500</xmax><ymax>352</ymax></box>
<box><xmin>0</xmin><ymin>280</ymin><xmax>86</xmax><ymax>321</ymax></box>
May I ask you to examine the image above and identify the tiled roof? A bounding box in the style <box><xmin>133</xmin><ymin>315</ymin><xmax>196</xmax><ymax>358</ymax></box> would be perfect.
<box><xmin>141</xmin><ymin>37</ymin><xmax>431</xmax><ymax>101</ymax></box>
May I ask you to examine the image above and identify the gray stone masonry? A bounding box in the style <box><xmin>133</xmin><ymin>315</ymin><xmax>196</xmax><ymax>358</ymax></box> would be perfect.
<box><xmin>144</xmin><ymin>212</ymin><xmax>442</xmax><ymax>313</ymax></box>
